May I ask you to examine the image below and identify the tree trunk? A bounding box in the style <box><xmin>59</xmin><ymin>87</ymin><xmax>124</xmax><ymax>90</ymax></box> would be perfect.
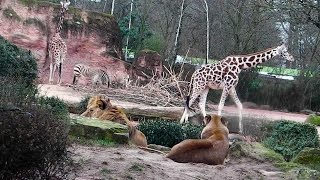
<box><xmin>170</xmin><ymin>0</ymin><xmax>185</xmax><ymax>66</ymax></box>
<box><xmin>202</xmin><ymin>0</ymin><xmax>209</xmax><ymax>64</ymax></box>
<box><xmin>125</xmin><ymin>0</ymin><xmax>134</xmax><ymax>61</ymax></box>
<box><xmin>111</xmin><ymin>0</ymin><xmax>115</xmax><ymax>15</ymax></box>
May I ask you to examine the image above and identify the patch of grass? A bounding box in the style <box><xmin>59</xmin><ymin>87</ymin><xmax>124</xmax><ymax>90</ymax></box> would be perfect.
<box><xmin>275</xmin><ymin>162</ymin><xmax>303</xmax><ymax>172</ymax></box>
<box><xmin>100</xmin><ymin>168</ymin><xmax>112</xmax><ymax>175</ymax></box>
<box><xmin>3</xmin><ymin>7</ymin><xmax>21</xmax><ymax>21</ymax></box>
<box><xmin>306</xmin><ymin>114</ymin><xmax>320</xmax><ymax>126</ymax></box>
<box><xmin>69</xmin><ymin>135</ymin><xmax>116</xmax><ymax>147</ymax></box>
<box><xmin>128</xmin><ymin>163</ymin><xmax>144</xmax><ymax>172</ymax></box>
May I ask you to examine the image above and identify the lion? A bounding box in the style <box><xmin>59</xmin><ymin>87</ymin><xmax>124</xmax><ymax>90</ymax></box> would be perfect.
<box><xmin>81</xmin><ymin>95</ymin><xmax>148</xmax><ymax>147</ymax></box>
<box><xmin>165</xmin><ymin>114</ymin><xmax>229</xmax><ymax>165</ymax></box>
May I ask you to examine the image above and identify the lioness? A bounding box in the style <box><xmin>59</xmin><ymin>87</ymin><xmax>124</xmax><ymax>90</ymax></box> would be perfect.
<box><xmin>165</xmin><ymin>114</ymin><xmax>229</xmax><ymax>165</ymax></box>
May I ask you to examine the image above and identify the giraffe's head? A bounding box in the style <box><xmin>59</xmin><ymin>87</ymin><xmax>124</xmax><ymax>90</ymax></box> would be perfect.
<box><xmin>60</xmin><ymin>0</ymin><xmax>71</xmax><ymax>10</ymax></box>
<box><xmin>276</xmin><ymin>44</ymin><xmax>294</xmax><ymax>62</ymax></box>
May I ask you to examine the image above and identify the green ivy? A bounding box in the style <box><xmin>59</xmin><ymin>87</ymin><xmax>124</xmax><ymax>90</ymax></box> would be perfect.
<box><xmin>138</xmin><ymin>119</ymin><xmax>204</xmax><ymax>147</ymax></box>
<box><xmin>263</xmin><ymin>120</ymin><xmax>319</xmax><ymax>161</ymax></box>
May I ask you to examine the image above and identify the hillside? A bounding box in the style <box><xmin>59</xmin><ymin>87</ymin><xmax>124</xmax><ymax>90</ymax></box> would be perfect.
<box><xmin>0</xmin><ymin>0</ymin><xmax>129</xmax><ymax>84</ymax></box>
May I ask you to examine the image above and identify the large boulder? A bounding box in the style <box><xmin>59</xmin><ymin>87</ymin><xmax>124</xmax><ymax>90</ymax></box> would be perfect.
<box><xmin>286</xmin><ymin>167</ymin><xmax>320</xmax><ymax>180</ymax></box>
<box><xmin>229</xmin><ymin>142</ymin><xmax>285</xmax><ymax>163</ymax></box>
<box><xmin>70</xmin><ymin>114</ymin><xmax>128</xmax><ymax>144</ymax></box>
<box><xmin>292</xmin><ymin>147</ymin><xmax>320</xmax><ymax>171</ymax></box>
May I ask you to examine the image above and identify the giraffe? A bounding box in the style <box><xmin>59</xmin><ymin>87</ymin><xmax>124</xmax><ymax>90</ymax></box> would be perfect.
<box><xmin>48</xmin><ymin>0</ymin><xmax>70</xmax><ymax>85</ymax></box>
<box><xmin>180</xmin><ymin>44</ymin><xmax>294</xmax><ymax>134</ymax></box>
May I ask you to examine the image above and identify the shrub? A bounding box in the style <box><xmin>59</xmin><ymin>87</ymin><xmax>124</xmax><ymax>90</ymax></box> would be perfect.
<box><xmin>0</xmin><ymin>35</ymin><xmax>71</xmax><ymax>179</ymax></box>
<box><xmin>37</xmin><ymin>96</ymin><xmax>69</xmax><ymax>121</ymax></box>
<box><xmin>0</xmin><ymin>104</ymin><xmax>70</xmax><ymax>179</ymax></box>
<box><xmin>75</xmin><ymin>96</ymin><xmax>91</xmax><ymax>114</ymax></box>
<box><xmin>138</xmin><ymin>119</ymin><xmax>204</xmax><ymax>147</ymax></box>
<box><xmin>0</xmin><ymin>35</ymin><xmax>38</xmax><ymax>86</ymax></box>
<box><xmin>138</xmin><ymin>119</ymin><xmax>184</xmax><ymax>147</ymax></box>
<box><xmin>263</xmin><ymin>120</ymin><xmax>319</xmax><ymax>161</ymax></box>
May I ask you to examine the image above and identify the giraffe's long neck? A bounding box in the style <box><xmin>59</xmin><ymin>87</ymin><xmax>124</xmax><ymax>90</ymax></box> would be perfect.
<box><xmin>235</xmin><ymin>47</ymin><xmax>279</xmax><ymax>70</ymax></box>
<box><xmin>56</xmin><ymin>6</ymin><xmax>66</xmax><ymax>34</ymax></box>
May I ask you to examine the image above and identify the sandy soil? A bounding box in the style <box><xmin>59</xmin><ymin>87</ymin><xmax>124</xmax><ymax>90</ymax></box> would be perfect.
<box><xmin>69</xmin><ymin>144</ymin><xmax>284</xmax><ymax>180</ymax></box>
<box><xmin>38</xmin><ymin>84</ymin><xmax>318</xmax><ymax>179</ymax></box>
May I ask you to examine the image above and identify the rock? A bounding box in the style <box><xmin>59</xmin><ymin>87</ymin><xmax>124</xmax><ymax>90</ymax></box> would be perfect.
<box><xmin>259</xmin><ymin>170</ymin><xmax>283</xmax><ymax>177</ymax></box>
<box><xmin>147</xmin><ymin>144</ymin><xmax>171</xmax><ymax>152</ymax></box>
<box><xmin>292</xmin><ymin>147</ymin><xmax>320</xmax><ymax>171</ymax></box>
<box><xmin>301</xmin><ymin>109</ymin><xmax>315</xmax><ymax>115</ymax></box>
<box><xmin>228</xmin><ymin>133</ymin><xmax>245</xmax><ymax>145</ymax></box>
<box><xmin>260</xmin><ymin>105</ymin><xmax>272</xmax><ymax>111</ymax></box>
<box><xmin>286</xmin><ymin>167</ymin><xmax>320</xmax><ymax>180</ymax></box>
<box><xmin>69</xmin><ymin>114</ymin><xmax>129</xmax><ymax>144</ymax></box>
<box><xmin>242</xmin><ymin>102</ymin><xmax>259</xmax><ymax>109</ymax></box>
<box><xmin>229</xmin><ymin>142</ymin><xmax>284</xmax><ymax>163</ymax></box>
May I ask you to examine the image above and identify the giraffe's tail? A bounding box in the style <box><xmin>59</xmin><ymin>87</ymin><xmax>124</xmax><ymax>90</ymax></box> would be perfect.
<box><xmin>185</xmin><ymin>96</ymin><xmax>195</xmax><ymax>112</ymax></box>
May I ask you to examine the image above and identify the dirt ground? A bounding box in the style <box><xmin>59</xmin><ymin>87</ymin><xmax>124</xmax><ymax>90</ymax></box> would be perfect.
<box><xmin>69</xmin><ymin>144</ymin><xmax>284</xmax><ymax>180</ymax></box>
<box><xmin>38</xmin><ymin>84</ymin><xmax>318</xmax><ymax>179</ymax></box>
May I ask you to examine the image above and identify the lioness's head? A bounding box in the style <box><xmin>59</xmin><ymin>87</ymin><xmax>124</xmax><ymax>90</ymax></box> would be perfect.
<box><xmin>81</xmin><ymin>95</ymin><xmax>112</xmax><ymax>117</ymax></box>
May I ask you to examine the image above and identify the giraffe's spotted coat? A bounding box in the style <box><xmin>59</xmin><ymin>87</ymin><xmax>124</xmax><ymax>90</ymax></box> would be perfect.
<box><xmin>180</xmin><ymin>44</ymin><xmax>295</xmax><ymax>134</ymax></box>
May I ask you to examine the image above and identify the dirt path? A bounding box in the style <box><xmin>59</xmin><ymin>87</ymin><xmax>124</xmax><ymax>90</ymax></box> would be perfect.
<box><xmin>38</xmin><ymin>84</ymin><xmax>308</xmax><ymax>122</ymax></box>
<box><xmin>70</xmin><ymin>144</ymin><xmax>284</xmax><ymax>180</ymax></box>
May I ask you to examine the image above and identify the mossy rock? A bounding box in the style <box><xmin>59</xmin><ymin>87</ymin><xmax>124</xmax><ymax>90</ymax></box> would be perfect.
<box><xmin>70</xmin><ymin>114</ymin><xmax>128</xmax><ymax>144</ymax></box>
<box><xmin>292</xmin><ymin>147</ymin><xmax>320</xmax><ymax>171</ymax></box>
<box><xmin>230</xmin><ymin>142</ymin><xmax>284</xmax><ymax>163</ymax></box>
<box><xmin>306</xmin><ymin>114</ymin><xmax>320</xmax><ymax>126</ymax></box>
<box><xmin>286</xmin><ymin>167</ymin><xmax>320</xmax><ymax>180</ymax></box>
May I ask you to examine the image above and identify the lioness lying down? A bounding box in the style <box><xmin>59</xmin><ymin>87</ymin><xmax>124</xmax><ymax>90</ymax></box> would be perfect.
<box><xmin>81</xmin><ymin>95</ymin><xmax>147</xmax><ymax>147</ymax></box>
<box><xmin>166</xmin><ymin>114</ymin><xmax>229</xmax><ymax>165</ymax></box>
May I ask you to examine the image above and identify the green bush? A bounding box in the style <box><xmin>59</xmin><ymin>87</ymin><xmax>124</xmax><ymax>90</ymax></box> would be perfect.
<box><xmin>37</xmin><ymin>96</ymin><xmax>69</xmax><ymax>121</ymax></box>
<box><xmin>0</xmin><ymin>35</ymin><xmax>38</xmax><ymax>86</ymax></box>
<box><xmin>0</xmin><ymin>35</ymin><xmax>71</xmax><ymax>179</ymax></box>
<box><xmin>138</xmin><ymin>119</ymin><xmax>204</xmax><ymax>147</ymax></box>
<box><xmin>263</xmin><ymin>120</ymin><xmax>319</xmax><ymax>161</ymax></box>
<box><xmin>75</xmin><ymin>96</ymin><xmax>90</xmax><ymax>114</ymax></box>
<box><xmin>0</xmin><ymin>103</ymin><xmax>70</xmax><ymax>179</ymax></box>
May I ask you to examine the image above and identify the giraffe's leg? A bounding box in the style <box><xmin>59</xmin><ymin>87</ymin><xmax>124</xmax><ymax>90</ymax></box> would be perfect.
<box><xmin>180</xmin><ymin>85</ymin><xmax>205</xmax><ymax>124</ymax></box>
<box><xmin>198</xmin><ymin>88</ymin><xmax>209</xmax><ymax>124</ymax></box>
<box><xmin>49</xmin><ymin>63</ymin><xmax>54</xmax><ymax>84</ymax></box>
<box><xmin>230</xmin><ymin>87</ymin><xmax>243</xmax><ymax>134</ymax></box>
<box><xmin>218</xmin><ymin>87</ymin><xmax>230</xmax><ymax>116</ymax></box>
<box><xmin>52</xmin><ymin>63</ymin><xmax>57</xmax><ymax>85</ymax></box>
<box><xmin>57</xmin><ymin>63</ymin><xmax>62</xmax><ymax>86</ymax></box>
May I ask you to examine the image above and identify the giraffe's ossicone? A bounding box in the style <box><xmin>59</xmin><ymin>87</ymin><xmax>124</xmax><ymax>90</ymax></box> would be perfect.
<box><xmin>180</xmin><ymin>44</ymin><xmax>294</xmax><ymax>134</ymax></box>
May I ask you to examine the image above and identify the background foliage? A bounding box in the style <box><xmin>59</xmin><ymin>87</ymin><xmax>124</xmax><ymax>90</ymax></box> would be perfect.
<box><xmin>263</xmin><ymin>121</ymin><xmax>319</xmax><ymax>161</ymax></box>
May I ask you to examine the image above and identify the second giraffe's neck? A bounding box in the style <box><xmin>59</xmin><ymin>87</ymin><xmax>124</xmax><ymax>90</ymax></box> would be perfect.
<box><xmin>56</xmin><ymin>6</ymin><xmax>66</xmax><ymax>34</ymax></box>
<box><xmin>228</xmin><ymin>46</ymin><xmax>280</xmax><ymax>70</ymax></box>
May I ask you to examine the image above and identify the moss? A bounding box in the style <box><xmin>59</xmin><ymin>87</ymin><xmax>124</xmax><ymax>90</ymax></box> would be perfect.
<box><xmin>23</xmin><ymin>18</ymin><xmax>46</xmax><ymax>33</ymax></box>
<box><xmin>3</xmin><ymin>7</ymin><xmax>21</xmax><ymax>21</ymax></box>
<box><xmin>128</xmin><ymin>163</ymin><xmax>144</xmax><ymax>172</ymax></box>
<box><xmin>275</xmin><ymin>162</ymin><xmax>301</xmax><ymax>172</ymax></box>
<box><xmin>69</xmin><ymin>115</ymin><xmax>128</xmax><ymax>144</ymax></box>
<box><xmin>292</xmin><ymin>147</ymin><xmax>320</xmax><ymax>171</ymax></box>
<box><xmin>69</xmin><ymin>135</ymin><xmax>116</xmax><ymax>147</ymax></box>
<box><xmin>251</xmin><ymin>143</ymin><xmax>285</xmax><ymax>163</ymax></box>
<box><xmin>306</xmin><ymin>114</ymin><xmax>320</xmax><ymax>126</ymax></box>
<box><xmin>230</xmin><ymin>142</ymin><xmax>285</xmax><ymax>163</ymax></box>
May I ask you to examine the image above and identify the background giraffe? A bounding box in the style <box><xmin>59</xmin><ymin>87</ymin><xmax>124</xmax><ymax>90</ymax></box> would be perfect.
<box><xmin>180</xmin><ymin>44</ymin><xmax>294</xmax><ymax>134</ymax></box>
<box><xmin>48</xmin><ymin>0</ymin><xmax>70</xmax><ymax>85</ymax></box>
